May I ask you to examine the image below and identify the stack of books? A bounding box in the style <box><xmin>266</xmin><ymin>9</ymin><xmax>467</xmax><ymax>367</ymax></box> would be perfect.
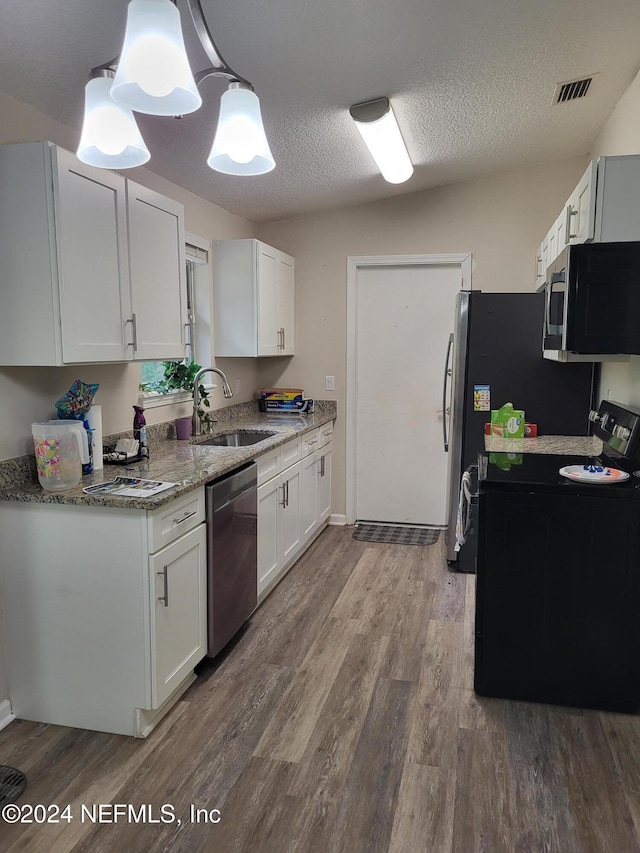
<box><xmin>258</xmin><ymin>388</ymin><xmax>314</xmax><ymax>413</ymax></box>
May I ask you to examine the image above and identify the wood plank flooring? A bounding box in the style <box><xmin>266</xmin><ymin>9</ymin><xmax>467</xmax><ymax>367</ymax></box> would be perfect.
<box><xmin>1</xmin><ymin>525</ymin><xmax>640</xmax><ymax>852</ymax></box>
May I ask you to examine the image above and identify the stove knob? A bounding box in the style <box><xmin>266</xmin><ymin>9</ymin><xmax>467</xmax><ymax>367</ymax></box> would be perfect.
<box><xmin>588</xmin><ymin>410</ymin><xmax>601</xmax><ymax>423</ymax></box>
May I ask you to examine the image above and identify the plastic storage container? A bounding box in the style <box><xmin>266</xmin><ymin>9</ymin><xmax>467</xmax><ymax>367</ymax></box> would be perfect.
<box><xmin>32</xmin><ymin>422</ymin><xmax>85</xmax><ymax>492</ymax></box>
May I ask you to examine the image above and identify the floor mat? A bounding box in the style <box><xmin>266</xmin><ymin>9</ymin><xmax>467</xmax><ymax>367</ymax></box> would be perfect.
<box><xmin>0</xmin><ymin>765</ymin><xmax>27</xmax><ymax>807</ymax></box>
<box><xmin>353</xmin><ymin>524</ymin><xmax>440</xmax><ymax>546</ymax></box>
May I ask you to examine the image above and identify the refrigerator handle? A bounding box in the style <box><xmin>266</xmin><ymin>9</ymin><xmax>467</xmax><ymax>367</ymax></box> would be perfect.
<box><xmin>442</xmin><ymin>333</ymin><xmax>454</xmax><ymax>452</ymax></box>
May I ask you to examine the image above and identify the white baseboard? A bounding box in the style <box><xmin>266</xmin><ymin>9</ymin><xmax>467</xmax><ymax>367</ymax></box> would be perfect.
<box><xmin>328</xmin><ymin>513</ymin><xmax>348</xmax><ymax>526</ymax></box>
<box><xmin>0</xmin><ymin>699</ymin><xmax>15</xmax><ymax>731</ymax></box>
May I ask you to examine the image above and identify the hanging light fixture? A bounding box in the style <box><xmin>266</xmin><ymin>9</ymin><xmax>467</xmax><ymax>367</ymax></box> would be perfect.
<box><xmin>350</xmin><ymin>97</ymin><xmax>413</xmax><ymax>184</ymax></box>
<box><xmin>77</xmin><ymin>0</ymin><xmax>274</xmax><ymax>175</ymax></box>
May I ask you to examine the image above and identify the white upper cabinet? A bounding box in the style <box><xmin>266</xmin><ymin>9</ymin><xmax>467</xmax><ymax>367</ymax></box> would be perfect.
<box><xmin>127</xmin><ymin>181</ymin><xmax>187</xmax><ymax>361</ymax></box>
<box><xmin>566</xmin><ymin>160</ymin><xmax>598</xmax><ymax>245</ymax></box>
<box><xmin>535</xmin><ymin>155</ymin><xmax>640</xmax><ymax>285</ymax></box>
<box><xmin>0</xmin><ymin>141</ymin><xmax>187</xmax><ymax>365</ymax></box>
<box><xmin>213</xmin><ymin>239</ymin><xmax>295</xmax><ymax>357</ymax></box>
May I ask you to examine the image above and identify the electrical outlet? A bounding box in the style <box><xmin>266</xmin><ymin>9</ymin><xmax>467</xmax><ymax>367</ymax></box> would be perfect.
<box><xmin>325</xmin><ymin>375</ymin><xmax>335</xmax><ymax>391</ymax></box>
<box><xmin>235</xmin><ymin>378</ymin><xmax>241</xmax><ymax>395</ymax></box>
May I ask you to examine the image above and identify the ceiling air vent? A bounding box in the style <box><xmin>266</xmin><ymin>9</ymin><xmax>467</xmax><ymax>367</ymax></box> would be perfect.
<box><xmin>553</xmin><ymin>76</ymin><xmax>596</xmax><ymax>104</ymax></box>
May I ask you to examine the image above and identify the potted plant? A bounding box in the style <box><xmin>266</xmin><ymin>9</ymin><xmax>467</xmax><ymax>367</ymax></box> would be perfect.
<box><xmin>140</xmin><ymin>360</ymin><xmax>213</xmax><ymax>431</ymax></box>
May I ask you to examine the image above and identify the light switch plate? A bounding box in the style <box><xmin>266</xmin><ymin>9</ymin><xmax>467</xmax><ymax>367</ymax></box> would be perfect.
<box><xmin>325</xmin><ymin>375</ymin><xmax>335</xmax><ymax>391</ymax></box>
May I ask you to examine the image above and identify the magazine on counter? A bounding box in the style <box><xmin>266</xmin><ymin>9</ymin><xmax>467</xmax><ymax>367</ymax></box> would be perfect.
<box><xmin>83</xmin><ymin>476</ymin><xmax>178</xmax><ymax>498</ymax></box>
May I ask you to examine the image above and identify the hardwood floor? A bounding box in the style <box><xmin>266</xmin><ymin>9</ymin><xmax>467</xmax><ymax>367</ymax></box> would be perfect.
<box><xmin>1</xmin><ymin>525</ymin><xmax>640</xmax><ymax>852</ymax></box>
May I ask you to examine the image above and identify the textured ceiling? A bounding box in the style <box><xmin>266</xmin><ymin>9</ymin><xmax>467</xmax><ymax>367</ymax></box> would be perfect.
<box><xmin>1</xmin><ymin>0</ymin><xmax>639</xmax><ymax>223</ymax></box>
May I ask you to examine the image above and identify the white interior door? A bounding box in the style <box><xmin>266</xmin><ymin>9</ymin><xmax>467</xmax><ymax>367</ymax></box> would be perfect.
<box><xmin>352</xmin><ymin>261</ymin><xmax>462</xmax><ymax>525</ymax></box>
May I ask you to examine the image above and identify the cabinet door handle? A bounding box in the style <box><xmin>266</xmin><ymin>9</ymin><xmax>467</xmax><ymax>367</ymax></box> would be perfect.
<box><xmin>285</xmin><ymin>479</ymin><xmax>289</xmax><ymax>507</ymax></box>
<box><xmin>281</xmin><ymin>327</ymin><xmax>286</xmax><ymax>349</ymax></box>
<box><xmin>321</xmin><ymin>455</ymin><xmax>325</xmax><ymax>477</ymax></box>
<box><xmin>126</xmin><ymin>314</ymin><xmax>138</xmax><ymax>352</ymax></box>
<box><xmin>157</xmin><ymin>566</ymin><xmax>169</xmax><ymax>607</ymax></box>
<box><xmin>279</xmin><ymin>483</ymin><xmax>287</xmax><ymax>507</ymax></box>
<box><xmin>172</xmin><ymin>509</ymin><xmax>197</xmax><ymax>526</ymax></box>
<box><xmin>565</xmin><ymin>204</ymin><xmax>577</xmax><ymax>242</ymax></box>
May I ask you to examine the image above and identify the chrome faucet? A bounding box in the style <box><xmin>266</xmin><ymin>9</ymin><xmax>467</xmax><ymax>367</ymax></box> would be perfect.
<box><xmin>192</xmin><ymin>366</ymin><xmax>233</xmax><ymax>436</ymax></box>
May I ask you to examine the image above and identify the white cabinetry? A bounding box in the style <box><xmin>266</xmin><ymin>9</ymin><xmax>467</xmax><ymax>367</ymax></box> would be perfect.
<box><xmin>258</xmin><ymin>422</ymin><xmax>334</xmax><ymax>601</ymax></box>
<box><xmin>0</xmin><ymin>141</ymin><xmax>187</xmax><ymax>365</ymax></box>
<box><xmin>317</xmin><ymin>442</ymin><xmax>333</xmax><ymax>525</ymax></box>
<box><xmin>0</xmin><ymin>487</ymin><xmax>207</xmax><ymax>737</ymax></box>
<box><xmin>535</xmin><ymin>155</ymin><xmax>640</xmax><ymax>285</ymax></box>
<box><xmin>300</xmin><ymin>423</ymin><xmax>333</xmax><ymax>541</ymax></box>
<box><xmin>149</xmin><ymin>526</ymin><xmax>206</xmax><ymax>709</ymax></box>
<box><xmin>213</xmin><ymin>239</ymin><xmax>295</xmax><ymax>357</ymax></box>
<box><xmin>126</xmin><ymin>181</ymin><xmax>187</xmax><ymax>361</ymax></box>
<box><xmin>257</xmin><ymin>437</ymin><xmax>302</xmax><ymax>597</ymax></box>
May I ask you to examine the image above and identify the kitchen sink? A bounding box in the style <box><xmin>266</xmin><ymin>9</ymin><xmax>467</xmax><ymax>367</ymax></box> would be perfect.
<box><xmin>198</xmin><ymin>430</ymin><xmax>277</xmax><ymax>447</ymax></box>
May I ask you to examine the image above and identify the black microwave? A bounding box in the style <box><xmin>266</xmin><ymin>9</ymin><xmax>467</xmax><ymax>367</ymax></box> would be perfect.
<box><xmin>542</xmin><ymin>241</ymin><xmax>640</xmax><ymax>355</ymax></box>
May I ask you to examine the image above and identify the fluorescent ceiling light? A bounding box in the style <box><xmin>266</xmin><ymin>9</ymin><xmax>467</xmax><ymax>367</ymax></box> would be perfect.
<box><xmin>77</xmin><ymin>0</ymin><xmax>274</xmax><ymax>175</ymax></box>
<box><xmin>350</xmin><ymin>97</ymin><xmax>413</xmax><ymax>184</ymax></box>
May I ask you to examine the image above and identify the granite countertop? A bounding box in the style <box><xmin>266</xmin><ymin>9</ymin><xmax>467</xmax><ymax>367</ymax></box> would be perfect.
<box><xmin>0</xmin><ymin>404</ymin><xmax>336</xmax><ymax>510</ymax></box>
<box><xmin>484</xmin><ymin>434</ymin><xmax>603</xmax><ymax>456</ymax></box>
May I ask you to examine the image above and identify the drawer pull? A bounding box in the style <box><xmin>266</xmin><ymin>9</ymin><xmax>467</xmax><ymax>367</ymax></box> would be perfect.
<box><xmin>158</xmin><ymin>566</ymin><xmax>169</xmax><ymax>607</ymax></box>
<box><xmin>172</xmin><ymin>509</ymin><xmax>197</xmax><ymax>526</ymax></box>
<box><xmin>306</xmin><ymin>439</ymin><xmax>318</xmax><ymax>446</ymax></box>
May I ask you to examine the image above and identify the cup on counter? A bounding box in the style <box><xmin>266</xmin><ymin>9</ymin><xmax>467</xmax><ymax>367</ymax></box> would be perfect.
<box><xmin>175</xmin><ymin>416</ymin><xmax>192</xmax><ymax>440</ymax></box>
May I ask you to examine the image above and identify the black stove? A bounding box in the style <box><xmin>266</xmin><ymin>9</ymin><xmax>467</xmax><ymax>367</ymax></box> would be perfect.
<box><xmin>474</xmin><ymin>399</ymin><xmax>640</xmax><ymax>714</ymax></box>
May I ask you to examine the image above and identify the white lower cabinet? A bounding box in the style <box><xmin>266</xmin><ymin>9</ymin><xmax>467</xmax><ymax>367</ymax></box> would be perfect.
<box><xmin>258</xmin><ymin>461</ymin><xmax>302</xmax><ymax>596</ymax></box>
<box><xmin>0</xmin><ymin>488</ymin><xmax>207</xmax><ymax>737</ymax></box>
<box><xmin>149</xmin><ymin>525</ymin><xmax>207</xmax><ymax>710</ymax></box>
<box><xmin>317</xmin><ymin>442</ymin><xmax>333</xmax><ymax>525</ymax></box>
<box><xmin>300</xmin><ymin>441</ymin><xmax>333</xmax><ymax>542</ymax></box>
<box><xmin>301</xmin><ymin>450</ymin><xmax>319</xmax><ymax>539</ymax></box>
<box><xmin>257</xmin><ymin>426</ymin><xmax>334</xmax><ymax>601</ymax></box>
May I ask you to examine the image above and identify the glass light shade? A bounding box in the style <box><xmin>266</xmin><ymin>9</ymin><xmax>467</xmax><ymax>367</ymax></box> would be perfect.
<box><xmin>77</xmin><ymin>77</ymin><xmax>151</xmax><ymax>168</ymax></box>
<box><xmin>111</xmin><ymin>0</ymin><xmax>202</xmax><ymax>116</ymax></box>
<box><xmin>353</xmin><ymin>104</ymin><xmax>413</xmax><ymax>184</ymax></box>
<box><xmin>207</xmin><ymin>87</ymin><xmax>275</xmax><ymax>176</ymax></box>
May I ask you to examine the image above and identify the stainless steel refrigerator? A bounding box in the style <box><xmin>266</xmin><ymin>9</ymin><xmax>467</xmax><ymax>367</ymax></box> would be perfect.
<box><xmin>444</xmin><ymin>291</ymin><xmax>597</xmax><ymax>573</ymax></box>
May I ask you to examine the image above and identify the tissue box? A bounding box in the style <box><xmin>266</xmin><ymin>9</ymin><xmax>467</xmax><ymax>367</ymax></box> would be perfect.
<box><xmin>490</xmin><ymin>403</ymin><xmax>525</xmax><ymax>438</ymax></box>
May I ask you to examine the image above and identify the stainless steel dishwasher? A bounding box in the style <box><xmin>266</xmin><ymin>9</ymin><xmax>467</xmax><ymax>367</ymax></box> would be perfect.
<box><xmin>205</xmin><ymin>462</ymin><xmax>257</xmax><ymax>657</ymax></box>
